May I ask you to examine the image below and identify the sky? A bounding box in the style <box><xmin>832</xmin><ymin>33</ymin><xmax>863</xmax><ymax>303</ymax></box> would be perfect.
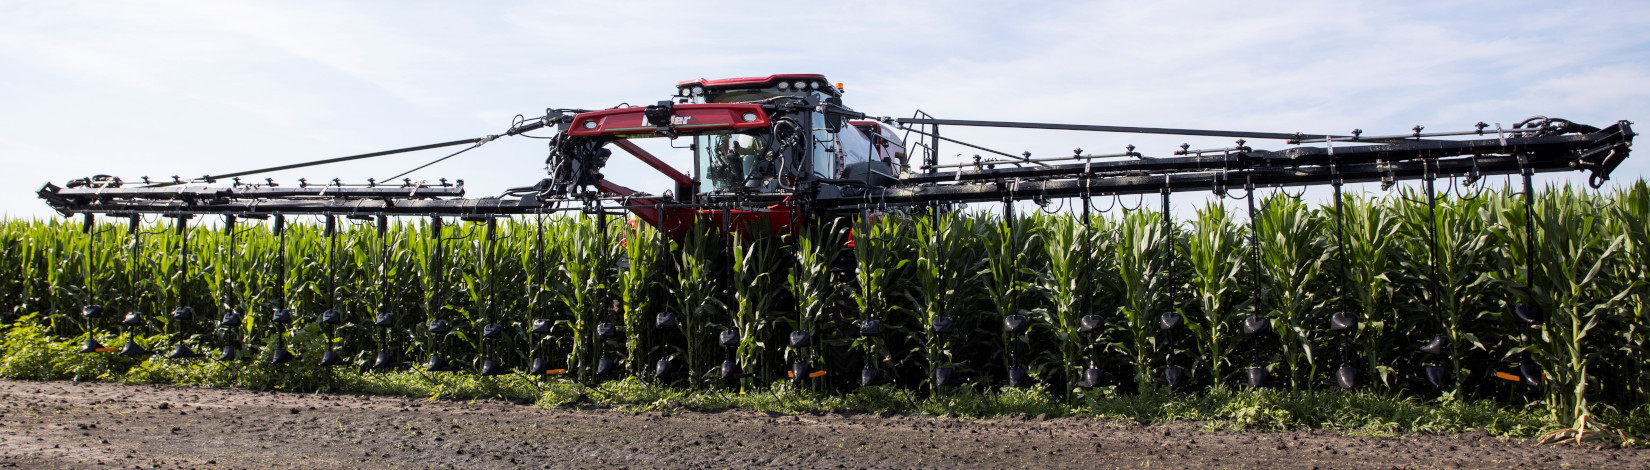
<box><xmin>2</xmin><ymin>0</ymin><xmax>1647</xmax><ymax>219</ymax></box>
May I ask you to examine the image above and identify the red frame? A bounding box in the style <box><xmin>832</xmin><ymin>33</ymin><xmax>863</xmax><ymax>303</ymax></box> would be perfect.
<box><xmin>568</xmin><ymin>103</ymin><xmax>771</xmax><ymax>137</ymax></box>
<box><xmin>583</xmin><ymin>75</ymin><xmax>840</xmax><ymax>240</ymax></box>
<box><xmin>677</xmin><ymin>74</ymin><xmax>839</xmax><ymax>97</ymax></box>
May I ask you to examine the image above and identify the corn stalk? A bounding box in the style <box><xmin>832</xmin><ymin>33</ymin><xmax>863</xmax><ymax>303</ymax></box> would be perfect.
<box><xmin>619</xmin><ymin>219</ymin><xmax>663</xmax><ymax>376</ymax></box>
<box><xmin>1185</xmin><ymin>201</ymin><xmax>1246</xmax><ymax>386</ymax></box>
<box><xmin>1337</xmin><ymin>194</ymin><xmax>1400</xmax><ymax>387</ymax></box>
<box><xmin>906</xmin><ymin>212</ymin><xmax>985</xmax><ymax>393</ymax></box>
<box><xmin>984</xmin><ymin>213</ymin><xmax>1042</xmax><ymax>382</ymax></box>
<box><xmin>552</xmin><ymin>215</ymin><xmax>615</xmax><ymax>383</ymax></box>
<box><xmin>1112</xmin><ymin>210</ymin><xmax>1166</xmax><ymax>388</ymax></box>
<box><xmin>852</xmin><ymin>215</ymin><xmax>909</xmax><ymax>379</ymax></box>
<box><xmin>788</xmin><ymin>219</ymin><xmax>845</xmax><ymax>386</ymax></box>
<box><xmin>1255</xmin><ymin>194</ymin><xmax>1329</xmax><ymax>389</ymax></box>
<box><xmin>1038</xmin><ymin>214</ymin><xmax>1100</xmax><ymax>393</ymax></box>
<box><xmin>670</xmin><ymin>221</ymin><xmax>724</xmax><ymax>386</ymax></box>
<box><xmin>1395</xmin><ymin>186</ymin><xmax>1493</xmax><ymax>397</ymax></box>
<box><xmin>730</xmin><ymin>228</ymin><xmax>783</xmax><ymax>385</ymax></box>
<box><xmin>1606</xmin><ymin>182</ymin><xmax>1650</xmax><ymax>407</ymax></box>
<box><xmin>1488</xmin><ymin>185</ymin><xmax>1629</xmax><ymax>428</ymax></box>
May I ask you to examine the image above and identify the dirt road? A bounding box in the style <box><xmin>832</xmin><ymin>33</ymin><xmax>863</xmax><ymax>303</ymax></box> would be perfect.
<box><xmin>0</xmin><ymin>379</ymin><xmax>1640</xmax><ymax>469</ymax></box>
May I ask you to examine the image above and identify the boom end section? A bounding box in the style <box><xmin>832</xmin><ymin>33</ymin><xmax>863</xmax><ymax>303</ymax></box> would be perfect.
<box><xmin>1576</xmin><ymin>120</ymin><xmax>1634</xmax><ymax>188</ymax></box>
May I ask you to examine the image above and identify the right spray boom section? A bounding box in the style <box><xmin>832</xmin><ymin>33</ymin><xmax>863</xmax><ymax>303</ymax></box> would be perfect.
<box><xmin>817</xmin><ymin>116</ymin><xmax>1634</xmax><ymax>209</ymax></box>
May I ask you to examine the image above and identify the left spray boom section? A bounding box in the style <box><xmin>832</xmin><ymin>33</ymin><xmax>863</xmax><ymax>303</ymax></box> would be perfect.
<box><xmin>36</xmin><ymin>108</ymin><xmax>633</xmax><ymax>218</ymax></box>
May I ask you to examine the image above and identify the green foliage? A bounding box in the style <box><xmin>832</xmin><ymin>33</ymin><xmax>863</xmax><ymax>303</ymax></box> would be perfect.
<box><xmin>729</xmin><ymin>228</ymin><xmax>783</xmax><ymax>385</ymax></box>
<box><xmin>1394</xmin><ymin>187</ymin><xmax>1494</xmax><ymax>398</ymax></box>
<box><xmin>1</xmin><ymin>180</ymin><xmax>1647</xmax><ymax>437</ymax></box>
<box><xmin>1113</xmin><ymin>210</ymin><xmax>1168</xmax><ymax>388</ymax></box>
<box><xmin>0</xmin><ymin>311</ymin><xmax>1620</xmax><ymax>437</ymax></box>
<box><xmin>552</xmin><ymin>215</ymin><xmax>618</xmax><ymax>383</ymax></box>
<box><xmin>1</xmin><ymin>317</ymin><xmax>123</xmax><ymax>381</ymax></box>
<box><xmin>1606</xmin><ymin>181</ymin><xmax>1650</xmax><ymax>407</ymax></box>
<box><xmin>1186</xmin><ymin>202</ymin><xmax>1247</xmax><ymax>385</ymax></box>
<box><xmin>1038</xmin><ymin>214</ymin><xmax>1106</xmax><ymax>394</ymax></box>
<box><xmin>851</xmin><ymin>215</ymin><xmax>909</xmax><ymax>379</ymax></box>
<box><xmin>788</xmin><ymin>220</ymin><xmax>846</xmax><ymax>385</ymax></box>
<box><xmin>906</xmin><ymin>212</ymin><xmax>986</xmax><ymax>393</ymax></box>
<box><xmin>619</xmin><ymin>219</ymin><xmax>664</xmax><ymax>375</ymax></box>
<box><xmin>1256</xmin><ymin>194</ymin><xmax>1331</xmax><ymax>389</ymax></box>
<box><xmin>670</xmin><ymin>221</ymin><xmax>725</xmax><ymax>385</ymax></box>
<box><xmin>1338</xmin><ymin>195</ymin><xmax>1401</xmax><ymax>387</ymax></box>
<box><xmin>1486</xmin><ymin>185</ymin><xmax>1631</xmax><ymax>427</ymax></box>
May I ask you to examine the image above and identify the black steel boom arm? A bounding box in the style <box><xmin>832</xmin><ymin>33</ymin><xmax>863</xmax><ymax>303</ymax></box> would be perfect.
<box><xmin>789</xmin><ymin>119</ymin><xmax>1630</xmax><ymax>208</ymax></box>
<box><xmin>35</xmin><ymin>116</ymin><xmax>1633</xmax><ymax>220</ymax></box>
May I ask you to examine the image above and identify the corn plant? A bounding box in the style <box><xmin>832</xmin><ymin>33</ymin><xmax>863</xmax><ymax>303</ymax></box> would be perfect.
<box><xmin>729</xmin><ymin>228</ymin><xmax>784</xmax><ymax>385</ymax></box>
<box><xmin>0</xmin><ymin>222</ymin><xmax>23</xmax><ymax>323</ymax></box>
<box><xmin>525</xmin><ymin>218</ymin><xmax>573</xmax><ymax>367</ymax></box>
<box><xmin>788</xmin><ymin>219</ymin><xmax>845</xmax><ymax>387</ymax></box>
<box><xmin>211</xmin><ymin>222</ymin><xmax>262</xmax><ymax>351</ymax></box>
<box><xmin>1037</xmin><ymin>213</ymin><xmax>1101</xmax><ymax>393</ymax></box>
<box><xmin>984</xmin><ymin>214</ymin><xmax>1044</xmax><ymax>381</ymax></box>
<box><xmin>1487</xmin><ymin>185</ymin><xmax>1629</xmax><ymax>430</ymax></box>
<box><xmin>1185</xmin><ymin>201</ymin><xmax>1247</xmax><ymax>386</ymax></box>
<box><xmin>1337</xmin><ymin>194</ymin><xmax>1401</xmax><ymax>387</ymax></box>
<box><xmin>213</xmin><ymin>223</ymin><xmax>244</xmax><ymax>337</ymax></box>
<box><xmin>1606</xmin><ymin>182</ymin><xmax>1649</xmax><ymax>407</ymax></box>
<box><xmin>851</xmin><ymin>215</ymin><xmax>910</xmax><ymax>380</ymax></box>
<box><xmin>550</xmin><ymin>215</ymin><xmax>616</xmax><ymax>382</ymax></box>
<box><xmin>1255</xmin><ymin>194</ymin><xmax>1330</xmax><ymax>390</ymax></box>
<box><xmin>2</xmin><ymin>221</ymin><xmax>49</xmax><ymax>324</ymax></box>
<box><xmin>906</xmin><ymin>212</ymin><xmax>985</xmax><ymax>393</ymax></box>
<box><xmin>461</xmin><ymin>220</ymin><xmax>503</xmax><ymax>363</ymax></box>
<box><xmin>669</xmin><ymin>221</ymin><xmax>724</xmax><ymax>386</ymax></box>
<box><xmin>618</xmin><ymin>218</ymin><xmax>664</xmax><ymax>377</ymax></box>
<box><xmin>4</xmin><ymin>180</ymin><xmax>1650</xmax><ymax>426</ymax></box>
<box><xmin>1394</xmin><ymin>187</ymin><xmax>1493</xmax><ymax>397</ymax></box>
<box><xmin>1112</xmin><ymin>210</ymin><xmax>1167</xmax><ymax>388</ymax></box>
<box><xmin>400</xmin><ymin>220</ymin><xmax>442</xmax><ymax>362</ymax></box>
<box><xmin>372</xmin><ymin>222</ymin><xmax>420</xmax><ymax>360</ymax></box>
<box><xmin>151</xmin><ymin>224</ymin><xmax>185</xmax><ymax>334</ymax></box>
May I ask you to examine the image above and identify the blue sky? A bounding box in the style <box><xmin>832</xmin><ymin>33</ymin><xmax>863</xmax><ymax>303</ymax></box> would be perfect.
<box><xmin>2</xmin><ymin>0</ymin><xmax>1646</xmax><ymax>218</ymax></box>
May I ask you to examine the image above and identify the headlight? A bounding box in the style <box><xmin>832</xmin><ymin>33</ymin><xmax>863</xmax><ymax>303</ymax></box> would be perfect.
<box><xmin>741</xmin><ymin>112</ymin><xmax>758</xmax><ymax>122</ymax></box>
<box><xmin>679</xmin><ymin>88</ymin><xmax>691</xmax><ymax>97</ymax></box>
<box><xmin>809</xmin><ymin>81</ymin><xmax>819</xmax><ymax>90</ymax></box>
<box><xmin>692</xmin><ymin>86</ymin><xmax>704</xmax><ymax>96</ymax></box>
<box><xmin>793</xmin><ymin>81</ymin><xmax>806</xmax><ymax>90</ymax></box>
<box><xmin>582</xmin><ymin>120</ymin><xmax>598</xmax><ymax>130</ymax></box>
<box><xmin>777</xmin><ymin>81</ymin><xmax>790</xmax><ymax>90</ymax></box>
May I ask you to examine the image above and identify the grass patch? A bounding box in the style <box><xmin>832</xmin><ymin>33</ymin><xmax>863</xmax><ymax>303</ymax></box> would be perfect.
<box><xmin>1073</xmin><ymin>386</ymin><xmax>1547</xmax><ymax>436</ymax></box>
<box><xmin>0</xmin><ymin>325</ymin><xmax>1607</xmax><ymax>439</ymax></box>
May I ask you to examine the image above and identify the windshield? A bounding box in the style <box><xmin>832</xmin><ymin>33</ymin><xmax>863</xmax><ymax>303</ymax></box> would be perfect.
<box><xmin>699</xmin><ymin>87</ymin><xmax>827</xmax><ymax>105</ymax></box>
<box><xmin>837</xmin><ymin>123</ymin><xmax>874</xmax><ymax>167</ymax></box>
<box><xmin>691</xmin><ymin>87</ymin><xmax>838</xmax><ymax>193</ymax></box>
<box><xmin>697</xmin><ymin>133</ymin><xmax>774</xmax><ymax>193</ymax></box>
<box><xmin>705</xmin><ymin>89</ymin><xmax>781</xmax><ymax>103</ymax></box>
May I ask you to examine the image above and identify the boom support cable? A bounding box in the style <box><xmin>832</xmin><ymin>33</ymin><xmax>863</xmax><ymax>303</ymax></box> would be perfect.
<box><xmin>145</xmin><ymin>138</ymin><xmax>488</xmax><ymax>188</ymax></box>
<box><xmin>146</xmin><ymin>113</ymin><xmax>554</xmax><ymax>188</ymax></box>
<box><xmin>896</xmin><ymin>117</ymin><xmax>1350</xmax><ymax>141</ymax></box>
<box><xmin>380</xmin><ymin>137</ymin><xmax>494</xmax><ymax>182</ymax></box>
<box><xmin>891</xmin><ymin>125</ymin><xmax>1050</xmax><ymax>167</ymax></box>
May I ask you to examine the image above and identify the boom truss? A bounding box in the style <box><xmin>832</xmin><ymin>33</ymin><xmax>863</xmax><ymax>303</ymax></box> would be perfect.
<box><xmin>37</xmin><ymin>108</ymin><xmax>1634</xmax><ymax>224</ymax></box>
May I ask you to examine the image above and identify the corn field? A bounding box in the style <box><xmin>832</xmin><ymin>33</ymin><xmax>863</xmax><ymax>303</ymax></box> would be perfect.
<box><xmin>2</xmin><ymin>182</ymin><xmax>1647</xmax><ymax>431</ymax></box>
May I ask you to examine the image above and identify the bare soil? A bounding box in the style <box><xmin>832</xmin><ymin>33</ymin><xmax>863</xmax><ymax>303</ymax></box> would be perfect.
<box><xmin>0</xmin><ymin>379</ymin><xmax>1642</xmax><ymax>469</ymax></box>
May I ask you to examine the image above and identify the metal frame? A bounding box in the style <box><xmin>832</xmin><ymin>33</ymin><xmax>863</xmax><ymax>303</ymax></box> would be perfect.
<box><xmin>34</xmin><ymin>87</ymin><xmax>1635</xmax><ymax>228</ymax></box>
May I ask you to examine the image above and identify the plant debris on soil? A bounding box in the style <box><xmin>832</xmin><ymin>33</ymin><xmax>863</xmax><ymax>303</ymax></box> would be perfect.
<box><xmin>0</xmin><ymin>379</ymin><xmax>1643</xmax><ymax>469</ymax></box>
